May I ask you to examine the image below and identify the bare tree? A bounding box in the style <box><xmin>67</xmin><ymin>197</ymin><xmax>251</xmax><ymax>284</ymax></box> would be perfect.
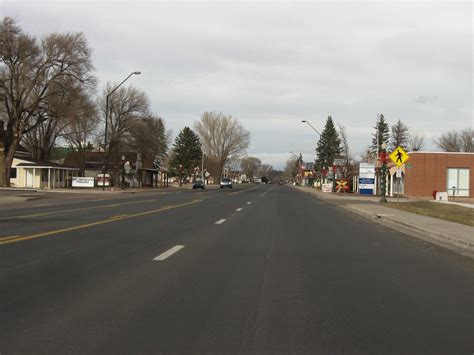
<box><xmin>99</xmin><ymin>84</ymin><xmax>149</xmax><ymax>171</ymax></box>
<box><xmin>0</xmin><ymin>17</ymin><xmax>95</xmax><ymax>186</ymax></box>
<box><xmin>435</xmin><ymin>130</ymin><xmax>461</xmax><ymax>152</ymax></box>
<box><xmin>62</xmin><ymin>86</ymin><xmax>99</xmax><ymax>176</ymax></box>
<box><xmin>240</xmin><ymin>156</ymin><xmax>261</xmax><ymax>181</ymax></box>
<box><xmin>194</xmin><ymin>112</ymin><xmax>250</xmax><ymax>179</ymax></box>
<box><xmin>408</xmin><ymin>132</ymin><xmax>424</xmax><ymax>152</ymax></box>
<box><xmin>460</xmin><ymin>128</ymin><xmax>474</xmax><ymax>152</ymax></box>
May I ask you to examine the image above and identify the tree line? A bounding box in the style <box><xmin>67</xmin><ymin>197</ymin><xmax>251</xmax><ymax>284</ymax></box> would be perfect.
<box><xmin>284</xmin><ymin>115</ymin><xmax>473</xmax><ymax>182</ymax></box>
<box><xmin>0</xmin><ymin>18</ymin><xmax>251</xmax><ymax>187</ymax></box>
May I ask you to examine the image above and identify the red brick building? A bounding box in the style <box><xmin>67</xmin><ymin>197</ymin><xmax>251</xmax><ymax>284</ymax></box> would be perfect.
<box><xmin>404</xmin><ymin>152</ymin><xmax>474</xmax><ymax>198</ymax></box>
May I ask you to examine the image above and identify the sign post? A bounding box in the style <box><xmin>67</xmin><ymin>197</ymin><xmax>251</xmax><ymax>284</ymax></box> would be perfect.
<box><xmin>390</xmin><ymin>146</ymin><xmax>410</xmax><ymax>202</ymax></box>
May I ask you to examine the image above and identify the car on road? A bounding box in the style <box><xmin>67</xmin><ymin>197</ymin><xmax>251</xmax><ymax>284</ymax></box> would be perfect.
<box><xmin>192</xmin><ymin>180</ymin><xmax>205</xmax><ymax>189</ymax></box>
<box><xmin>220</xmin><ymin>177</ymin><xmax>233</xmax><ymax>189</ymax></box>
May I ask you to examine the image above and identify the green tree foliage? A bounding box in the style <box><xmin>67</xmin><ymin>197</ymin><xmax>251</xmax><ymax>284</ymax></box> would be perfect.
<box><xmin>169</xmin><ymin>127</ymin><xmax>202</xmax><ymax>178</ymax></box>
<box><xmin>371</xmin><ymin>114</ymin><xmax>390</xmax><ymax>154</ymax></box>
<box><xmin>315</xmin><ymin>116</ymin><xmax>341</xmax><ymax>170</ymax></box>
<box><xmin>389</xmin><ymin>119</ymin><xmax>409</xmax><ymax>152</ymax></box>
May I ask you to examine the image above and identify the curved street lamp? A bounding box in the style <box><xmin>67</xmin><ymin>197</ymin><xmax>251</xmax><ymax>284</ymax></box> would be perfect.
<box><xmin>102</xmin><ymin>71</ymin><xmax>141</xmax><ymax>190</ymax></box>
<box><xmin>301</xmin><ymin>120</ymin><xmax>322</xmax><ymax>137</ymax></box>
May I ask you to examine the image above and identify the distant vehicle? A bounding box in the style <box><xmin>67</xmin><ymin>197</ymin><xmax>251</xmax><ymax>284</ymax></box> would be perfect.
<box><xmin>220</xmin><ymin>177</ymin><xmax>233</xmax><ymax>189</ymax></box>
<box><xmin>192</xmin><ymin>180</ymin><xmax>205</xmax><ymax>189</ymax></box>
<box><xmin>254</xmin><ymin>178</ymin><xmax>262</xmax><ymax>184</ymax></box>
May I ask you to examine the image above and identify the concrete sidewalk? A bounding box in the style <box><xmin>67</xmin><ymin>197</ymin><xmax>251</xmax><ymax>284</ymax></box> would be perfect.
<box><xmin>294</xmin><ymin>186</ymin><xmax>474</xmax><ymax>259</ymax></box>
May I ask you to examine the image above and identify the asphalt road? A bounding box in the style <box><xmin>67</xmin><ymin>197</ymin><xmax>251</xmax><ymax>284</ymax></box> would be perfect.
<box><xmin>1</xmin><ymin>185</ymin><xmax>473</xmax><ymax>354</ymax></box>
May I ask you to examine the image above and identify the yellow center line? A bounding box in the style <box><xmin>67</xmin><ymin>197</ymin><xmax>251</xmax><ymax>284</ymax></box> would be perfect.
<box><xmin>0</xmin><ymin>199</ymin><xmax>158</xmax><ymax>220</ymax></box>
<box><xmin>0</xmin><ymin>235</ymin><xmax>22</xmax><ymax>242</ymax></box>
<box><xmin>108</xmin><ymin>214</ymin><xmax>129</xmax><ymax>220</ymax></box>
<box><xmin>0</xmin><ymin>200</ymin><xmax>202</xmax><ymax>246</ymax></box>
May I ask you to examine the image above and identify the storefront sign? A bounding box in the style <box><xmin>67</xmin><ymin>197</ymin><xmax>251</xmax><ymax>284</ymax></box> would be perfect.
<box><xmin>359</xmin><ymin>163</ymin><xmax>375</xmax><ymax>195</ymax></box>
<box><xmin>72</xmin><ymin>177</ymin><xmax>95</xmax><ymax>188</ymax></box>
<box><xmin>322</xmin><ymin>183</ymin><xmax>333</xmax><ymax>192</ymax></box>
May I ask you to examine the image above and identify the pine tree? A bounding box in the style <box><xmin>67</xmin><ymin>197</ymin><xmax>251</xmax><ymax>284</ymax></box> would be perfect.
<box><xmin>371</xmin><ymin>114</ymin><xmax>390</xmax><ymax>154</ymax></box>
<box><xmin>315</xmin><ymin>116</ymin><xmax>342</xmax><ymax>171</ymax></box>
<box><xmin>389</xmin><ymin>119</ymin><xmax>409</xmax><ymax>152</ymax></box>
<box><xmin>169</xmin><ymin>127</ymin><xmax>202</xmax><ymax>179</ymax></box>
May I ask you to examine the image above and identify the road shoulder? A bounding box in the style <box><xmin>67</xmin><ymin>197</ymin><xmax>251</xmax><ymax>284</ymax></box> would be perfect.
<box><xmin>292</xmin><ymin>185</ymin><xmax>474</xmax><ymax>259</ymax></box>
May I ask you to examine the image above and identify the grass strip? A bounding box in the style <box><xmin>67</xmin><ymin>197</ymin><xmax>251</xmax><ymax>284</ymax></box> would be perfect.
<box><xmin>386</xmin><ymin>201</ymin><xmax>474</xmax><ymax>227</ymax></box>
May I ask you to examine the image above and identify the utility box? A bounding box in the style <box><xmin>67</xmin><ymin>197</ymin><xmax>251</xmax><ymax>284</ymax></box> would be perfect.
<box><xmin>436</xmin><ymin>191</ymin><xmax>448</xmax><ymax>201</ymax></box>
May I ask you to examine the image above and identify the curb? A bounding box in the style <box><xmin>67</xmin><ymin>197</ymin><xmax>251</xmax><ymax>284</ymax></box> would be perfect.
<box><xmin>346</xmin><ymin>205</ymin><xmax>474</xmax><ymax>259</ymax></box>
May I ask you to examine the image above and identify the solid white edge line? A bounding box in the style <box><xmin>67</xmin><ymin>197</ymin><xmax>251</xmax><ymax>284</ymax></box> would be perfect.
<box><xmin>215</xmin><ymin>219</ymin><xmax>226</xmax><ymax>224</ymax></box>
<box><xmin>153</xmin><ymin>245</ymin><xmax>185</xmax><ymax>261</ymax></box>
<box><xmin>236</xmin><ymin>208</ymin><xmax>243</xmax><ymax>211</ymax></box>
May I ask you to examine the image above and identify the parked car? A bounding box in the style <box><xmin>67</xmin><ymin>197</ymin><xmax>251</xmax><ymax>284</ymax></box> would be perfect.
<box><xmin>192</xmin><ymin>180</ymin><xmax>205</xmax><ymax>189</ymax></box>
<box><xmin>220</xmin><ymin>177</ymin><xmax>233</xmax><ymax>189</ymax></box>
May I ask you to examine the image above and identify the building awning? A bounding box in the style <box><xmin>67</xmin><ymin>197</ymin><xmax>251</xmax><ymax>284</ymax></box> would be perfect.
<box><xmin>15</xmin><ymin>158</ymin><xmax>79</xmax><ymax>170</ymax></box>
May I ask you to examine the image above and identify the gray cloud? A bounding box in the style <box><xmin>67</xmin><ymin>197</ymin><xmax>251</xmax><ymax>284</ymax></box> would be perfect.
<box><xmin>2</xmin><ymin>0</ymin><xmax>471</xmax><ymax>169</ymax></box>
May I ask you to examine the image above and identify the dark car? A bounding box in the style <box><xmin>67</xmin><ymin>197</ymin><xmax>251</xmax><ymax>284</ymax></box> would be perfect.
<box><xmin>220</xmin><ymin>177</ymin><xmax>233</xmax><ymax>189</ymax></box>
<box><xmin>192</xmin><ymin>180</ymin><xmax>205</xmax><ymax>189</ymax></box>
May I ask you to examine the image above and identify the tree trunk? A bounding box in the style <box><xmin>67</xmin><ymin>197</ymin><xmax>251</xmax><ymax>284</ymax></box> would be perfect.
<box><xmin>0</xmin><ymin>150</ymin><xmax>6</xmax><ymax>187</ymax></box>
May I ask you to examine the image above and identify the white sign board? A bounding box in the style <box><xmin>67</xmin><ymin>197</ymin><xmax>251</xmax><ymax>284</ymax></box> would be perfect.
<box><xmin>322</xmin><ymin>183</ymin><xmax>332</xmax><ymax>192</ymax></box>
<box><xmin>72</xmin><ymin>177</ymin><xmax>95</xmax><ymax>188</ymax></box>
<box><xmin>359</xmin><ymin>163</ymin><xmax>375</xmax><ymax>195</ymax></box>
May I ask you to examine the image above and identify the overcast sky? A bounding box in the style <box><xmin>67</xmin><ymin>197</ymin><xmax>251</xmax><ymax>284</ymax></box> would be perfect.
<box><xmin>2</xmin><ymin>0</ymin><xmax>472</xmax><ymax>169</ymax></box>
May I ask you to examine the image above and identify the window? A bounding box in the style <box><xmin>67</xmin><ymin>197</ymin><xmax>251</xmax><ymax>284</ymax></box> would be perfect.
<box><xmin>447</xmin><ymin>168</ymin><xmax>469</xmax><ymax>196</ymax></box>
<box><xmin>10</xmin><ymin>168</ymin><xmax>17</xmax><ymax>179</ymax></box>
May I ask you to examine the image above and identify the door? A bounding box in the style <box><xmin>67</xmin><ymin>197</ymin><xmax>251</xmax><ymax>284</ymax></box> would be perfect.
<box><xmin>26</xmin><ymin>169</ymin><xmax>34</xmax><ymax>188</ymax></box>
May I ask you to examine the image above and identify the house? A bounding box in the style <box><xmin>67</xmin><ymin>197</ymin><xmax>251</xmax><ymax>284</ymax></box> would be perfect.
<box><xmin>1</xmin><ymin>123</ymin><xmax>79</xmax><ymax>189</ymax></box>
<box><xmin>403</xmin><ymin>152</ymin><xmax>474</xmax><ymax>198</ymax></box>
<box><xmin>10</xmin><ymin>154</ymin><xmax>79</xmax><ymax>189</ymax></box>
<box><xmin>63</xmin><ymin>151</ymin><xmax>169</xmax><ymax>188</ymax></box>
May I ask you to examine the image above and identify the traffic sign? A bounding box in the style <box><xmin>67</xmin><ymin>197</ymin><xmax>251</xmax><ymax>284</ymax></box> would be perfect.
<box><xmin>389</xmin><ymin>146</ymin><xmax>410</xmax><ymax>167</ymax></box>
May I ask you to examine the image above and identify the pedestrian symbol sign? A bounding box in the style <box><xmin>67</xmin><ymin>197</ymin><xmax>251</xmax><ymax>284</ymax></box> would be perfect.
<box><xmin>390</xmin><ymin>146</ymin><xmax>409</xmax><ymax>167</ymax></box>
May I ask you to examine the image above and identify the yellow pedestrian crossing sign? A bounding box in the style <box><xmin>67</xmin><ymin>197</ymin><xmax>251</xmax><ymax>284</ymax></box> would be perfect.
<box><xmin>390</xmin><ymin>146</ymin><xmax>410</xmax><ymax>166</ymax></box>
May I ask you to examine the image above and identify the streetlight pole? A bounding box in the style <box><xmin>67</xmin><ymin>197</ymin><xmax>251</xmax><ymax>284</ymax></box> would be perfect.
<box><xmin>301</xmin><ymin>120</ymin><xmax>322</xmax><ymax>137</ymax></box>
<box><xmin>201</xmin><ymin>152</ymin><xmax>205</xmax><ymax>185</ymax></box>
<box><xmin>379</xmin><ymin>142</ymin><xmax>388</xmax><ymax>203</ymax></box>
<box><xmin>301</xmin><ymin>120</ymin><xmax>322</xmax><ymax>187</ymax></box>
<box><xmin>102</xmin><ymin>71</ymin><xmax>141</xmax><ymax>190</ymax></box>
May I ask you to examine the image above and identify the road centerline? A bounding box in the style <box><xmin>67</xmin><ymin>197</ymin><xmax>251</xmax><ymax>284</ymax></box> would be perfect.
<box><xmin>0</xmin><ymin>200</ymin><xmax>202</xmax><ymax>246</ymax></box>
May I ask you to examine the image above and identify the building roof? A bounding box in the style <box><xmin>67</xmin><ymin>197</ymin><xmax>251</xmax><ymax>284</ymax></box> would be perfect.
<box><xmin>15</xmin><ymin>157</ymin><xmax>79</xmax><ymax>170</ymax></box>
<box><xmin>63</xmin><ymin>151</ymin><xmax>166</xmax><ymax>171</ymax></box>
<box><xmin>408</xmin><ymin>151</ymin><xmax>474</xmax><ymax>155</ymax></box>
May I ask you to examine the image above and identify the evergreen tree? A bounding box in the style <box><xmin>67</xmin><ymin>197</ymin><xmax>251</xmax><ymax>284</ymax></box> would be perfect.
<box><xmin>315</xmin><ymin>116</ymin><xmax>342</xmax><ymax>171</ymax></box>
<box><xmin>371</xmin><ymin>114</ymin><xmax>390</xmax><ymax>154</ymax></box>
<box><xmin>169</xmin><ymin>127</ymin><xmax>202</xmax><ymax>179</ymax></box>
<box><xmin>389</xmin><ymin>119</ymin><xmax>409</xmax><ymax>152</ymax></box>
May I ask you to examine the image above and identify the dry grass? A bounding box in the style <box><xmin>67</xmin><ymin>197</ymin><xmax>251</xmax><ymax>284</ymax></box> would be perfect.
<box><xmin>386</xmin><ymin>201</ymin><xmax>474</xmax><ymax>227</ymax></box>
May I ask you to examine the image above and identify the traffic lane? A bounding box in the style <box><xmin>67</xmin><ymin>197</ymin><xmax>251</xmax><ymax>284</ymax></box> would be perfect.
<box><xmin>0</xmin><ymin>184</ymin><xmax>265</xmax><ymax>239</ymax></box>
<box><xmin>0</xmin><ymin>183</ymin><xmax>270</xmax><ymax>353</ymax></box>
<box><xmin>255</xmin><ymin>186</ymin><xmax>474</xmax><ymax>353</ymax></box>
<box><xmin>0</xmin><ymin>189</ymin><xmax>184</xmax><ymax>216</ymax></box>
<box><xmin>0</xmin><ymin>183</ymin><xmax>267</xmax><ymax>291</ymax></box>
<box><xmin>0</xmin><ymin>192</ymin><xmax>198</xmax><ymax>240</ymax></box>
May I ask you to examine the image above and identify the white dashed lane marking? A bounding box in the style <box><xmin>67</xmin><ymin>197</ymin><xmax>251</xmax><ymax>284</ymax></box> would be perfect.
<box><xmin>215</xmin><ymin>219</ymin><xmax>226</xmax><ymax>225</ymax></box>
<box><xmin>153</xmin><ymin>245</ymin><xmax>185</xmax><ymax>261</ymax></box>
